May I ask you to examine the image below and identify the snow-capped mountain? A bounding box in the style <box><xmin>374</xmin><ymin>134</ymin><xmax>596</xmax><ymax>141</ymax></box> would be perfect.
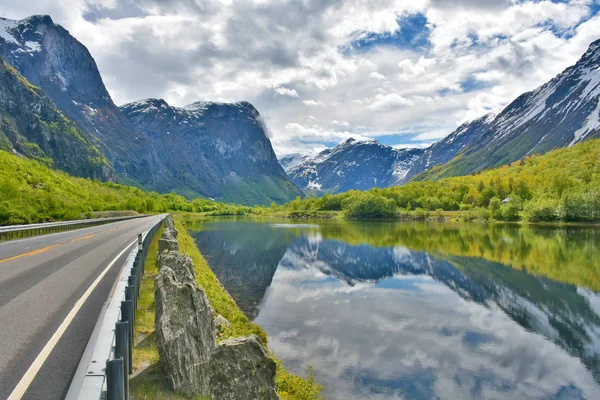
<box><xmin>120</xmin><ymin>99</ymin><xmax>302</xmax><ymax>204</ymax></box>
<box><xmin>281</xmin><ymin>138</ymin><xmax>424</xmax><ymax>194</ymax></box>
<box><xmin>280</xmin><ymin>138</ymin><xmax>423</xmax><ymax>193</ymax></box>
<box><xmin>0</xmin><ymin>15</ymin><xmax>157</xmax><ymax>183</ymax></box>
<box><xmin>412</xmin><ymin>38</ymin><xmax>600</xmax><ymax>180</ymax></box>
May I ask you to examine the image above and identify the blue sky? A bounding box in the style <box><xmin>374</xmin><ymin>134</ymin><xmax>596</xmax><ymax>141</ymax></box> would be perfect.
<box><xmin>1</xmin><ymin>0</ymin><xmax>600</xmax><ymax>155</ymax></box>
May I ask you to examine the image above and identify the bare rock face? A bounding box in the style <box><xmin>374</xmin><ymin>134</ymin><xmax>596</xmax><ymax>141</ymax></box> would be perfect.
<box><xmin>159</xmin><ymin>251</ymin><xmax>196</xmax><ymax>285</ymax></box>
<box><xmin>209</xmin><ymin>335</ymin><xmax>279</xmax><ymax>400</ymax></box>
<box><xmin>154</xmin><ymin>267</ymin><xmax>216</xmax><ymax>397</ymax></box>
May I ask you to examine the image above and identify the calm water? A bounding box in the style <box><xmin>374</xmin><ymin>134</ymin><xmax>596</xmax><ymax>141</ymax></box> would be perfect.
<box><xmin>186</xmin><ymin>217</ymin><xmax>600</xmax><ymax>400</ymax></box>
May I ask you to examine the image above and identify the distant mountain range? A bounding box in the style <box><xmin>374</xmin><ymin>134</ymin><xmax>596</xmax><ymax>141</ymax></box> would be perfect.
<box><xmin>0</xmin><ymin>15</ymin><xmax>301</xmax><ymax>205</ymax></box>
<box><xmin>282</xmin><ymin>38</ymin><xmax>600</xmax><ymax>193</ymax></box>
<box><xmin>280</xmin><ymin>138</ymin><xmax>424</xmax><ymax>193</ymax></box>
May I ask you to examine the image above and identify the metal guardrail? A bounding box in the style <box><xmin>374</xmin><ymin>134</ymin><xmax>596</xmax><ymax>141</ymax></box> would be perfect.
<box><xmin>65</xmin><ymin>214</ymin><xmax>166</xmax><ymax>400</ymax></box>
<box><xmin>0</xmin><ymin>215</ymin><xmax>148</xmax><ymax>241</ymax></box>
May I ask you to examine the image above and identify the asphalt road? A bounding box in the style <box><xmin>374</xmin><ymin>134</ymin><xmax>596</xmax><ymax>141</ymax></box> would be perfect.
<box><xmin>0</xmin><ymin>215</ymin><xmax>162</xmax><ymax>400</ymax></box>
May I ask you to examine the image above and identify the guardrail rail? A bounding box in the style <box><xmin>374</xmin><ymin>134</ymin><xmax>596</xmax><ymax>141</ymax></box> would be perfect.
<box><xmin>0</xmin><ymin>215</ymin><xmax>148</xmax><ymax>241</ymax></box>
<box><xmin>65</xmin><ymin>214</ymin><xmax>166</xmax><ymax>400</ymax></box>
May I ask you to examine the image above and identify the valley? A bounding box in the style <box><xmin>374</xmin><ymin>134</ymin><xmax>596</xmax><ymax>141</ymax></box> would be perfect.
<box><xmin>1</xmin><ymin>3</ymin><xmax>600</xmax><ymax>400</ymax></box>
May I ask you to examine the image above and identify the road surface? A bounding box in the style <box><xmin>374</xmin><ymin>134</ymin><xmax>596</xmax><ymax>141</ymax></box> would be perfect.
<box><xmin>0</xmin><ymin>215</ymin><xmax>161</xmax><ymax>400</ymax></box>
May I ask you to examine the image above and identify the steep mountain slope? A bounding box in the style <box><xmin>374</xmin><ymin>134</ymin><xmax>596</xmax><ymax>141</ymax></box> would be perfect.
<box><xmin>120</xmin><ymin>99</ymin><xmax>302</xmax><ymax>204</ymax></box>
<box><xmin>417</xmin><ymin>38</ymin><xmax>600</xmax><ymax>180</ymax></box>
<box><xmin>0</xmin><ymin>15</ymin><xmax>156</xmax><ymax>184</ymax></box>
<box><xmin>282</xmin><ymin>138</ymin><xmax>424</xmax><ymax>194</ymax></box>
<box><xmin>401</xmin><ymin>112</ymin><xmax>496</xmax><ymax>182</ymax></box>
<box><xmin>0</xmin><ymin>58</ymin><xmax>111</xmax><ymax>179</ymax></box>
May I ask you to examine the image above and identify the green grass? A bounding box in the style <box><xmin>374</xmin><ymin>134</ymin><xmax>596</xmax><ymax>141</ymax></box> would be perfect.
<box><xmin>221</xmin><ymin>175</ymin><xmax>302</xmax><ymax>206</ymax></box>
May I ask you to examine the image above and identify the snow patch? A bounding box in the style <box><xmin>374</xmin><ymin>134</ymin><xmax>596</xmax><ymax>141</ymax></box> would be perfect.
<box><xmin>24</xmin><ymin>41</ymin><xmax>41</xmax><ymax>52</ymax></box>
<box><xmin>0</xmin><ymin>18</ymin><xmax>18</xmax><ymax>44</ymax></box>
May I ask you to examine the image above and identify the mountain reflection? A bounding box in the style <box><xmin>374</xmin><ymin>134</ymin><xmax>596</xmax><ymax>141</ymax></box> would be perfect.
<box><xmin>188</xmin><ymin>218</ymin><xmax>600</xmax><ymax>399</ymax></box>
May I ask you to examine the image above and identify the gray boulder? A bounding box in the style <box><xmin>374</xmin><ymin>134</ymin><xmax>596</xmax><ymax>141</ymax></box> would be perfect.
<box><xmin>157</xmin><ymin>236</ymin><xmax>179</xmax><ymax>256</ymax></box>
<box><xmin>214</xmin><ymin>314</ymin><xmax>231</xmax><ymax>337</ymax></box>
<box><xmin>155</xmin><ymin>267</ymin><xmax>216</xmax><ymax>397</ymax></box>
<box><xmin>209</xmin><ymin>335</ymin><xmax>279</xmax><ymax>400</ymax></box>
<box><xmin>164</xmin><ymin>215</ymin><xmax>176</xmax><ymax>231</ymax></box>
<box><xmin>163</xmin><ymin>227</ymin><xmax>178</xmax><ymax>239</ymax></box>
<box><xmin>158</xmin><ymin>252</ymin><xmax>196</xmax><ymax>286</ymax></box>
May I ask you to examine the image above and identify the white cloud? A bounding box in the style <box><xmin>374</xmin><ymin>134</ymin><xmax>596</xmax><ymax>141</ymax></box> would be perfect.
<box><xmin>302</xmin><ymin>99</ymin><xmax>325</xmax><ymax>106</ymax></box>
<box><xmin>0</xmin><ymin>0</ymin><xmax>598</xmax><ymax>154</ymax></box>
<box><xmin>367</xmin><ymin>93</ymin><xmax>413</xmax><ymax>111</ymax></box>
<box><xmin>273</xmin><ymin>86</ymin><xmax>299</xmax><ymax>98</ymax></box>
<box><xmin>331</xmin><ymin>120</ymin><xmax>350</xmax><ymax>127</ymax></box>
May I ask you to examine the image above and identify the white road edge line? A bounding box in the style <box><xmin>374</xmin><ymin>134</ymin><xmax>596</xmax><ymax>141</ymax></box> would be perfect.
<box><xmin>7</xmin><ymin>239</ymin><xmax>136</xmax><ymax>400</ymax></box>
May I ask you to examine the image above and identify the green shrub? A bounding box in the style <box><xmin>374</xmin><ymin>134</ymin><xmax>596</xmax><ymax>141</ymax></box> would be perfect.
<box><xmin>341</xmin><ymin>193</ymin><xmax>397</xmax><ymax>218</ymax></box>
<box><xmin>524</xmin><ymin>198</ymin><xmax>561</xmax><ymax>222</ymax></box>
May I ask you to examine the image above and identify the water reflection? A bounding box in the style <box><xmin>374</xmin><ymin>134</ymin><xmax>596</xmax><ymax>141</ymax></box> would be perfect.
<box><xmin>188</xmin><ymin>218</ymin><xmax>600</xmax><ymax>399</ymax></box>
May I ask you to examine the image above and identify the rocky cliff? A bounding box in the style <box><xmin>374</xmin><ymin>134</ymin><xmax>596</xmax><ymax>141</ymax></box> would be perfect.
<box><xmin>0</xmin><ymin>57</ymin><xmax>111</xmax><ymax>179</ymax></box>
<box><xmin>121</xmin><ymin>99</ymin><xmax>302</xmax><ymax>204</ymax></box>
<box><xmin>0</xmin><ymin>15</ymin><xmax>156</xmax><ymax>184</ymax></box>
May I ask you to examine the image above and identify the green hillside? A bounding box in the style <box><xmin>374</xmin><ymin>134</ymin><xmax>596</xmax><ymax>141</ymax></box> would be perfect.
<box><xmin>279</xmin><ymin>139</ymin><xmax>600</xmax><ymax>222</ymax></box>
<box><xmin>0</xmin><ymin>150</ymin><xmax>259</xmax><ymax>224</ymax></box>
<box><xmin>0</xmin><ymin>58</ymin><xmax>112</xmax><ymax>180</ymax></box>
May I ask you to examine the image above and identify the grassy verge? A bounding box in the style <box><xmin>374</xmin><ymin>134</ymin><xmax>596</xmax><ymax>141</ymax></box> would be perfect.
<box><xmin>129</xmin><ymin>224</ymin><xmax>188</xmax><ymax>399</ymax></box>
<box><xmin>129</xmin><ymin>217</ymin><xmax>324</xmax><ymax>399</ymax></box>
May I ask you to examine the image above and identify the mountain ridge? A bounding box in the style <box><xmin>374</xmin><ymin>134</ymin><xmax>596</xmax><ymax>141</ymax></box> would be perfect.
<box><xmin>281</xmin><ymin>137</ymin><xmax>424</xmax><ymax>194</ymax></box>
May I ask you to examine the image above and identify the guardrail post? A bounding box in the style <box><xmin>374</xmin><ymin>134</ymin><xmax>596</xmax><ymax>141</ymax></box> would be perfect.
<box><xmin>125</xmin><ymin>284</ymin><xmax>136</xmax><ymax>322</ymax></box>
<box><xmin>130</xmin><ymin>269</ymin><xmax>140</xmax><ymax>299</ymax></box>
<box><xmin>115</xmin><ymin>321</ymin><xmax>131</xmax><ymax>395</ymax></box>
<box><xmin>120</xmin><ymin>300</ymin><xmax>133</xmax><ymax>373</ymax></box>
<box><xmin>106</xmin><ymin>358</ymin><xmax>125</xmax><ymax>400</ymax></box>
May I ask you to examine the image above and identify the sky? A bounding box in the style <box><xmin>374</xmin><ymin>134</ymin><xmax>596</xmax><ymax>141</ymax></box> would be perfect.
<box><xmin>1</xmin><ymin>0</ymin><xmax>600</xmax><ymax>156</ymax></box>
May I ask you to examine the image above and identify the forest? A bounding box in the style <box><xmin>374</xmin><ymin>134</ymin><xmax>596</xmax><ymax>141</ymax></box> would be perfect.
<box><xmin>279</xmin><ymin>139</ymin><xmax>600</xmax><ymax>222</ymax></box>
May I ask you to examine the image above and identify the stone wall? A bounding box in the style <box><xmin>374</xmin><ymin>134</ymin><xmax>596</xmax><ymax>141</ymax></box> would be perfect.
<box><xmin>155</xmin><ymin>215</ymin><xmax>279</xmax><ymax>399</ymax></box>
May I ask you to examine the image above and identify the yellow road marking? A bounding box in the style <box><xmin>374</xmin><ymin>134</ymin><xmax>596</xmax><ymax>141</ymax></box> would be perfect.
<box><xmin>0</xmin><ymin>244</ymin><xmax>61</xmax><ymax>264</ymax></box>
<box><xmin>103</xmin><ymin>228</ymin><xmax>117</xmax><ymax>233</ymax></box>
<box><xmin>70</xmin><ymin>233</ymin><xmax>96</xmax><ymax>243</ymax></box>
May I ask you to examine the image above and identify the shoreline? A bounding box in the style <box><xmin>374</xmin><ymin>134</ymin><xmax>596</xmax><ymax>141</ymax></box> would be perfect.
<box><xmin>205</xmin><ymin>210</ymin><xmax>600</xmax><ymax>229</ymax></box>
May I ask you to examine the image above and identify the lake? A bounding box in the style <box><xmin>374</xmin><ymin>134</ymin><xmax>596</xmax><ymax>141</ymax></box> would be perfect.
<box><xmin>185</xmin><ymin>217</ymin><xmax>600</xmax><ymax>399</ymax></box>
